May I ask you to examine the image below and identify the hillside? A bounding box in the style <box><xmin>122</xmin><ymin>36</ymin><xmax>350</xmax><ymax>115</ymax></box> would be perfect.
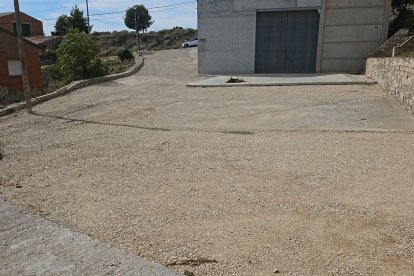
<box><xmin>92</xmin><ymin>27</ymin><xmax>197</xmax><ymax>53</ymax></box>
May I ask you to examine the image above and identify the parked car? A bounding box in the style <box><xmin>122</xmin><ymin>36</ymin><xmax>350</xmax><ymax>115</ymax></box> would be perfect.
<box><xmin>182</xmin><ymin>37</ymin><xmax>198</xmax><ymax>48</ymax></box>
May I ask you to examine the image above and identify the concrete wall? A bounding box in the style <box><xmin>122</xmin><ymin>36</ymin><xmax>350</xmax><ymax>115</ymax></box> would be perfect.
<box><xmin>318</xmin><ymin>0</ymin><xmax>391</xmax><ymax>73</ymax></box>
<box><xmin>198</xmin><ymin>0</ymin><xmax>321</xmax><ymax>74</ymax></box>
<box><xmin>366</xmin><ymin>58</ymin><xmax>414</xmax><ymax>113</ymax></box>
<box><xmin>198</xmin><ymin>0</ymin><xmax>391</xmax><ymax>74</ymax></box>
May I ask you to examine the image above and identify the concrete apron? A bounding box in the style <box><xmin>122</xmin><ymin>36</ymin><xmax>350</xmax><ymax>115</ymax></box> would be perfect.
<box><xmin>0</xmin><ymin>196</ymin><xmax>180</xmax><ymax>276</ymax></box>
<box><xmin>187</xmin><ymin>74</ymin><xmax>377</xmax><ymax>87</ymax></box>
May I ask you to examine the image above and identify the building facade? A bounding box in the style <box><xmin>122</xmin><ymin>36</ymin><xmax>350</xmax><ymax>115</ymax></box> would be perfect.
<box><xmin>0</xmin><ymin>28</ymin><xmax>44</xmax><ymax>91</ymax></box>
<box><xmin>198</xmin><ymin>0</ymin><xmax>392</xmax><ymax>74</ymax></box>
<box><xmin>0</xmin><ymin>12</ymin><xmax>44</xmax><ymax>37</ymax></box>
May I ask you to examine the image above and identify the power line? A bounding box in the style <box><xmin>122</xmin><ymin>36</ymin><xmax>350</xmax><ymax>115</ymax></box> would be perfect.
<box><xmin>39</xmin><ymin>1</ymin><xmax>196</xmax><ymax>21</ymax></box>
<box><xmin>90</xmin><ymin>5</ymin><xmax>195</xmax><ymax>22</ymax></box>
<box><xmin>88</xmin><ymin>1</ymin><xmax>195</xmax><ymax>16</ymax></box>
<box><xmin>27</xmin><ymin>0</ymin><xmax>153</xmax><ymax>13</ymax></box>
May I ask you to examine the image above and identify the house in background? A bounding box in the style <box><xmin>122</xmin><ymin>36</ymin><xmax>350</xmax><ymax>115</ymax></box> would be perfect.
<box><xmin>197</xmin><ymin>0</ymin><xmax>392</xmax><ymax>74</ymax></box>
<box><xmin>27</xmin><ymin>36</ymin><xmax>64</xmax><ymax>51</ymax></box>
<box><xmin>0</xmin><ymin>28</ymin><xmax>44</xmax><ymax>91</ymax></box>
<box><xmin>0</xmin><ymin>12</ymin><xmax>44</xmax><ymax>37</ymax></box>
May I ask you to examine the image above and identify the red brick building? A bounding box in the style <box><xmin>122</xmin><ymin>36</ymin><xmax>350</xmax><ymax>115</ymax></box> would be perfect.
<box><xmin>0</xmin><ymin>12</ymin><xmax>44</xmax><ymax>37</ymax></box>
<box><xmin>0</xmin><ymin>28</ymin><xmax>44</xmax><ymax>91</ymax></box>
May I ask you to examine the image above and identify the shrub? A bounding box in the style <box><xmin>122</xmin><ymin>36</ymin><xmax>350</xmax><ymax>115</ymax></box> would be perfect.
<box><xmin>0</xmin><ymin>86</ymin><xmax>8</xmax><ymax>106</ymax></box>
<box><xmin>389</xmin><ymin>0</ymin><xmax>414</xmax><ymax>36</ymax></box>
<box><xmin>0</xmin><ymin>87</ymin><xmax>24</xmax><ymax>106</ymax></box>
<box><xmin>57</xmin><ymin>29</ymin><xmax>107</xmax><ymax>84</ymax></box>
<box><xmin>146</xmin><ymin>41</ymin><xmax>159</xmax><ymax>51</ymax></box>
<box><xmin>102</xmin><ymin>56</ymin><xmax>122</xmax><ymax>74</ymax></box>
<box><xmin>100</xmin><ymin>46</ymin><xmax>119</xmax><ymax>57</ymax></box>
<box><xmin>46</xmin><ymin>64</ymin><xmax>63</xmax><ymax>81</ymax></box>
<box><xmin>0</xmin><ymin>86</ymin><xmax>7</xmax><ymax>94</ymax></box>
<box><xmin>101</xmin><ymin>55</ymin><xmax>135</xmax><ymax>74</ymax></box>
<box><xmin>89</xmin><ymin>58</ymin><xmax>109</xmax><ymax>78</ymax></box>
<box><xmin>117</xmin><ymin>48</ymin><xmax>134</xmax><ymax>61</ymax></box>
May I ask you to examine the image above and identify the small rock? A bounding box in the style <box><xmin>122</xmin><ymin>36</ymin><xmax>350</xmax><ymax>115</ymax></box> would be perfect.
<box><xmin>183</xmin><ymin>270</ymin><xmax>195</xmax><ymax>276</ymax></box>
<box><xmin>15</xmin><ymin>184</ymin><xmax>22</xmax><ymax>188</ymax></box>
<box><xmin>273</xmin><ymin>268</ymin><xmax>280</xmax><ymax>273</ymax></box>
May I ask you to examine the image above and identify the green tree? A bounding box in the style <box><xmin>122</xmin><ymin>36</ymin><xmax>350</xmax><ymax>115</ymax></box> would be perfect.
<box><xmin>124</xmin><ymin>5</ymin><xmax>153</xmax><ymax>32</ymax></box>
<box><xmin>56</xmin><ymin>29</ymin><xmax>106</xmax><ymax>84</ymax></box>
<box><xmin>389</xmin><ymin>0</ymin><xmax>414</xmax><ymax>36</ymax></box>
<box><xmin>54</xmin><ymin>15</ymin><xmax>69</xmax><ymax>36</ymax></box>
<box><xmin>54</xmin><ymin>5</ymin><xmax>90</xmax><ymax>35</ymax></box>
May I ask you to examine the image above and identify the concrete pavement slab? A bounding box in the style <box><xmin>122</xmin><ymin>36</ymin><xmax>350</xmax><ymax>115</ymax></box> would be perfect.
<box><xmin>187</xmin><ymin>74</ymin><xmax>376</xmax><ymax>87</ymax></box>
<box><xmin>0</xmin><ymin>196</ymin><xmax>180</xmax><ymax>276</ymax></box>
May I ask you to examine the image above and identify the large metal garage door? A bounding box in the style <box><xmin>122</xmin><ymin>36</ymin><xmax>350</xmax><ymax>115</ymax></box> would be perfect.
<box><xmin>255</xmin><ymin>10</ymin><xmax>320</xmax><ymax>74</ymax></box>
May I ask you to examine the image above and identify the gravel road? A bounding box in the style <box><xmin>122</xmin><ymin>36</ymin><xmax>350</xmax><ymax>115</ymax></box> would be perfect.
<box><xmin>1</xmin><ymin>49</ymin><xmax>414</xmax><ymax>275</ymax></box>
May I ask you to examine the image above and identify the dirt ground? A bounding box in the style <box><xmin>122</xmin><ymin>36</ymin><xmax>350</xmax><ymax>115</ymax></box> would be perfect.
<box><xmin>1</xmin><ymin>49</ymin><xmax>414</xmax><ymax>275</ymax></box>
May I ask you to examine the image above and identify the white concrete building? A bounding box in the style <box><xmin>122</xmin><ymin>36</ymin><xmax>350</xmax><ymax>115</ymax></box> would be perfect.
<box><xmin>197</xmin><ymin>0</ymin><xmax>392</xmax><ymax>74</ymax></box>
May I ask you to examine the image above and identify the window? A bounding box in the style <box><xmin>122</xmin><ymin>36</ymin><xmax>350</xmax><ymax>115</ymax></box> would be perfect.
<box><xmin>7</xmin><ymin>60</ymin><xmax>22</xmax><ymax>76</ymax></box>
<box><xmin>13</xmin><ymin>23</ymin><xmax>31</xmax><ymax>36</ymax></box>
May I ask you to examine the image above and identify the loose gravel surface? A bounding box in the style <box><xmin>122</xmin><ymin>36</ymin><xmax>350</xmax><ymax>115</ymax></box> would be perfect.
<box><xmin>1</xmin><ymin>49</ymin><xmax>414</xmax><ymax>275</ymax></box>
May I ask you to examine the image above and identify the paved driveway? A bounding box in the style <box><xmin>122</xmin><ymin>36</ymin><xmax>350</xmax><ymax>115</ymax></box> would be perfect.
<box><xmin>1</xmin><ymin>49</ymin><xmax>414</xmax><ymax>275</ymax></box>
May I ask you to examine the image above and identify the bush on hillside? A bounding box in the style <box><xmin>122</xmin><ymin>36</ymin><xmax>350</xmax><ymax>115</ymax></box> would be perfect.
<box><xmin>0</xmin><ymin>86</ymin><xmax>24</xmax><ymax>106</ymax></box>
<box><xmin>389</xmin><ymin>0</ymin><xmax>414</xmax><ymax>36</ymax></box>
<box><xmin>117</xmin><ymin>48</ymin><xmax>134</xmax><ymax>61</ymax></box>
<box><xmin>46</xmin><ymin>64</ymin><xmax>62</xmax><ymax>81</ymax></box>
<box><xmin>57</xmin><ymin>29</ymin><xmax>108</xmax><ymax>84</ymax></box>
<box><xmin>113</xmin><ymin>31</ymin><xmax>129</xmax><ymax>46</ymax></box>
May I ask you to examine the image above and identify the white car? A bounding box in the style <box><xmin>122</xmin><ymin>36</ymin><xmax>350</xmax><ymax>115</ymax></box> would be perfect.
<box><xmin>182</xmin><ymin>37</ymin><xmax>198</xmax><ymax>48</ymax></box>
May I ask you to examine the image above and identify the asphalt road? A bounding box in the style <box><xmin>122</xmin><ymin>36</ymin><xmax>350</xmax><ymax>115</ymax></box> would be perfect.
<box><xmin>1</xmin><ymin>49</ymin><xmax>414</xmax><ymax>275</ymax></box>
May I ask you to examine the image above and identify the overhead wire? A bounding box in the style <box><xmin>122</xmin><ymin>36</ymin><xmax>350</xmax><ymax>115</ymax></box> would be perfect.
<box><xmin>39</xmin><ymin>1</ymin><xmax>196</xmax><ymax>21</ymax></box>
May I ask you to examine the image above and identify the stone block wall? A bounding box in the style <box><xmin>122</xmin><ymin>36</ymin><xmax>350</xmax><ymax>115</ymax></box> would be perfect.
<box><xmin>366</xmin><ymin>57</ymin><xmax>414</xmax><ymax>114</ymax></box>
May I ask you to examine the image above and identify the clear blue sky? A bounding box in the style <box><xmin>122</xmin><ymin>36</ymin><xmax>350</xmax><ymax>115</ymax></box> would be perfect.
<box><xmin>0</xmin><ymin>0</ymin><xmax>197</xmax><ymax>35</ymax></box>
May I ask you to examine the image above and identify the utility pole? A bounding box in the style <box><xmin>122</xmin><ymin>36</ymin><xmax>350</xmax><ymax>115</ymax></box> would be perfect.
<box><xmin>86</xmin><ymin>0</ymin><xmax>90</xmax><ymax>34</ymax></box>
<box><xmin>135</xmin><ymin>11</ymin><xmax>140</xmax><ymax>52</ymax></box>
<box><xmin>13</xmin><ymin>0</ymin><xmax>32</xmax><ymax>113</ymax></box>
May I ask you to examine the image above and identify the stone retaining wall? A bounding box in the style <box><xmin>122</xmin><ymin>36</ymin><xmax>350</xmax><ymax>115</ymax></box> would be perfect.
<box><xmin>366</xmin><ymin>57</ymin><xmax>414</xmax><ymax>114</ymax></box>
<box><xmin>0</xmin><ymin>56</ymin><xmax>144</xmax><ymax>117</ymax></box>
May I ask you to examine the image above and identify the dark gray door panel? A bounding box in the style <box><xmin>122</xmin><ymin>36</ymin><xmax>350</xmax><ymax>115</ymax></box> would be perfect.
<box><xmin>255</xmin><ymin>12</ymin><xmax>287</xmax><ymax>73</ymax></box>
<box><xmin>285</xmin><ymin>10</ymin><xmax>320</xmax><ymax>73</ymax></box>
